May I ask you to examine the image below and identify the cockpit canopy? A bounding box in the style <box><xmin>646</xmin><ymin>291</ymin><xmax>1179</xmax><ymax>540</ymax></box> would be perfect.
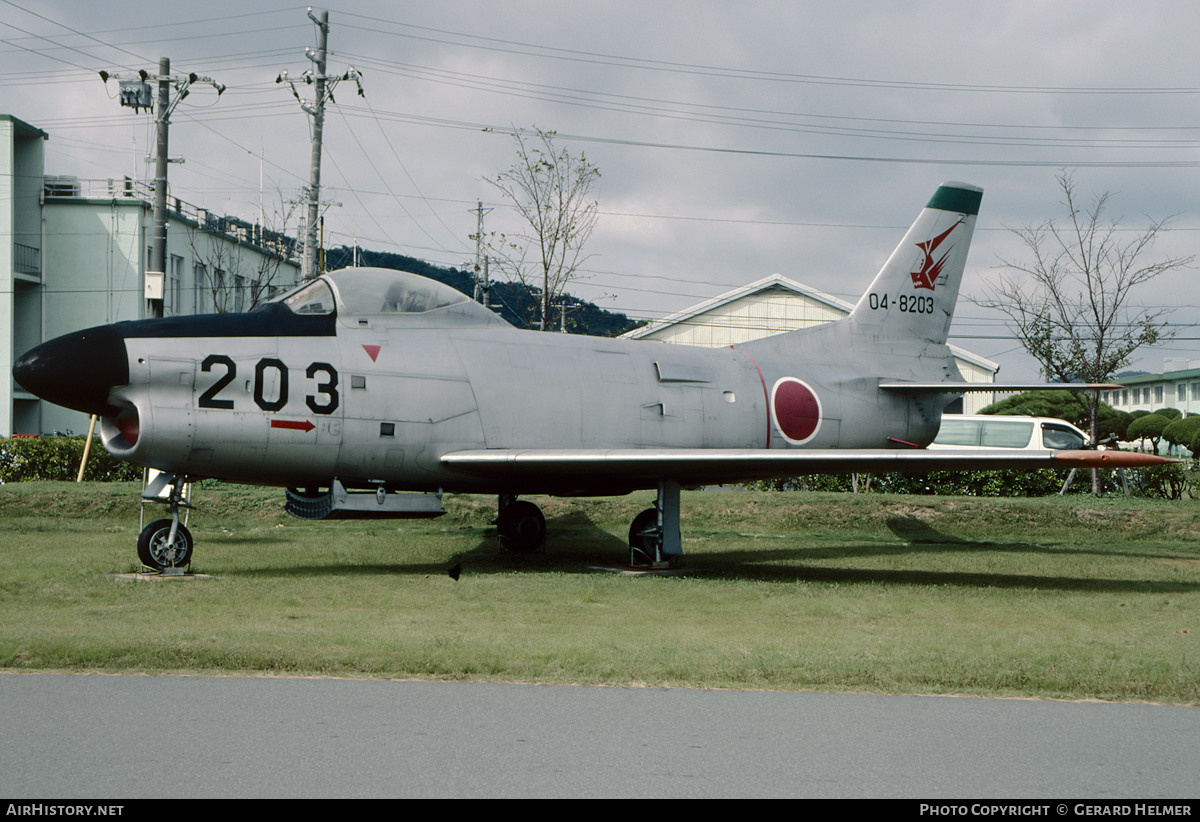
<box><xmin>271</xmin><ymin>267</ymin><xmax>504</xmax><ymax>325</ymax></box>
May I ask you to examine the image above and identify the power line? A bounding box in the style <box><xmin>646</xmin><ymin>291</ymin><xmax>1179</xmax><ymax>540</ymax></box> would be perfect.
<box><xmin>335</xmin><ymin>13</ymin><xmax>1200</xmax><ymax>96</ymax></box>
<box><xmin>342</xmin><ymin>54</ymin><xmax>1200</xmax><ymax>151</ymax></box>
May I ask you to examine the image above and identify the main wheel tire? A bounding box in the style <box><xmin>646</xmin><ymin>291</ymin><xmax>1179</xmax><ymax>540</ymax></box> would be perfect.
<box><xmin>137</xmin><ymin>519</ymin><xmax>194</xmax><ymax>570</ymax></box>
<box><xmin>497</xmin><ymin>500</ymin><xmax>546</xmax><ymax>553</ymax></box>
<box><xmin>628</xmin><ymin>508</ymin><xmax>660</xmax><ymax>566</ymax></box>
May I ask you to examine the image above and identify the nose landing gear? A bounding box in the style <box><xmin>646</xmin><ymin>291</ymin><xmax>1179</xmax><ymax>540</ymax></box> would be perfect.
<box><xmin>138</xmin><ymin>471</ymin><xmax>195</xmax><ymax>573</ymax></box>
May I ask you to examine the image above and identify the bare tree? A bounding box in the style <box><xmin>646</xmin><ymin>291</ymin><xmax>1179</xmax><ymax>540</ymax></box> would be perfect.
<box><xmin>187</xmin><ymin>194</ymin><xmax>300</xmax><ymax>313</ymax></box>
<box><xmin>478</xmin><ymin>128</ymin><xmax>600</xmax><ymax>330</ymax></box>
<box><xmin>976</xmin><ymin>171</ymin><xmax>1193</xmax><ymax>491</ymax></box>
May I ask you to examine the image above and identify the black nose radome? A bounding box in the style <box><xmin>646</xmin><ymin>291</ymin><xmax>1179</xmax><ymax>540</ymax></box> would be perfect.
<box><xmin>13</xmin><ymin>324</ymin><xmax>130</xmax><ymax>416</ymax></box>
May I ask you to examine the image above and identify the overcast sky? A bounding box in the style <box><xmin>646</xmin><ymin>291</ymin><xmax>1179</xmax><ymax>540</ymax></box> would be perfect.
<box><xmin>4</xmin><ymin>0</ymin><xmax>1199</xmax><ymax>380</ymax></box>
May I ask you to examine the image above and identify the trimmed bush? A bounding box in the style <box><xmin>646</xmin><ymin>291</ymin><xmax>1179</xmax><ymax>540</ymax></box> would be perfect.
<box><xmin>0</xmin><ymin>436</ymin><xmax>141</xmax><ymax>483</ymax></box>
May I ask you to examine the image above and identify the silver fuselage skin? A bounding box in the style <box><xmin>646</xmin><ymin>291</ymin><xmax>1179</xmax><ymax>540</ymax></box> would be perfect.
<box><xmin>98</xmin><ymin>306</ymin><xmax>953</xmax><ymax>495</ymax></box>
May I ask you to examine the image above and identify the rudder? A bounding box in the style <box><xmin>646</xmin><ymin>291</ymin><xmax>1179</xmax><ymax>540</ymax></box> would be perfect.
<box><xmin>847</xmin><ymin>181</ymin><xmax>982</xmax><ymax>346</ymax></box>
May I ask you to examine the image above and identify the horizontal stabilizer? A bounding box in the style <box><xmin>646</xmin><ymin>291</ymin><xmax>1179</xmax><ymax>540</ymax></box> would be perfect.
<box><xmin>879</xmin><ymin>382</ymin><xmax>1123</xmax><ymax>394</ymax></box>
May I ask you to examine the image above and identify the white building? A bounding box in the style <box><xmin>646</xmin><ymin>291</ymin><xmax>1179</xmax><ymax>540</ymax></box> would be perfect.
<box><xmin>2</xmin><ymin>114</ymin><xmax>301</xmax><ymax>436</ymax></box>
<box><xmin>1105</xmin><ymin>360</ymin><xmax>1200</xmax><ymax>417</ymax></box>
<box><xmin>621</xmin><ymin>273</ymin><xmax>999</xmax><ymax>413</ymax></box>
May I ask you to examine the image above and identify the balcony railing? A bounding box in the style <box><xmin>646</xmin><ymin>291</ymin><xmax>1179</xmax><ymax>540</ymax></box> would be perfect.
<box><xmin>43</xmin><ymin>176</ymin><xmax>300</xmax><ymax>263</ymax></box>
<box><xmin>14</xmin><ymin>243</ymin><xmax>40</xmax><ymax>276</ymax></box>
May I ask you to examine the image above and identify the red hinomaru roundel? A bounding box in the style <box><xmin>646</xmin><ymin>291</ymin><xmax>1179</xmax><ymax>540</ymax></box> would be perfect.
<box><xmin>771</xmin><ymin>377</ymin><xmax>822</xmax><ymax>445</ymax></box>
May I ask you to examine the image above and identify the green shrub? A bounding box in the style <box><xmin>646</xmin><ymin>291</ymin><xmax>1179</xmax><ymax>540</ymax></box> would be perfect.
<box><xmin>0</xmin><ymin>436</ymin><xmax>141</xmax><ymax>483</ymax></box>
<box><xmin>1125</xmin><ymin>462</ymin><xmax>1197</xmax><ymax>500</ymax></box>
<box><xmin>750</xmin><ymin>468</ymin><xmax>1076</xmax><ymax>496</ymax></box>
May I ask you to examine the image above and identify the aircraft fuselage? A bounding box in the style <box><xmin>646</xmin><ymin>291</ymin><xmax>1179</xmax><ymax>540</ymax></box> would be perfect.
<box><xmin>91</xmin><ymin>303</ymin><xmax>941</xmax><ymax>496</ymax></box>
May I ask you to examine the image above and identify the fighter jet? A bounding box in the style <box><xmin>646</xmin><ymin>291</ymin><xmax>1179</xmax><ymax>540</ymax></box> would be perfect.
<box><xmin>13</xmin><ymin>181</ymin><xmax>1168</xmax><ymax>570</ymax></box>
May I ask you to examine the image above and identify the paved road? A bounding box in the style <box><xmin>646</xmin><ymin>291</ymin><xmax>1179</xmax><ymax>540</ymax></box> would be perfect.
<box><xmin>1</xmin><ymin>673</ymin><xmax>1196</xmax><ymax>798</ymax></box>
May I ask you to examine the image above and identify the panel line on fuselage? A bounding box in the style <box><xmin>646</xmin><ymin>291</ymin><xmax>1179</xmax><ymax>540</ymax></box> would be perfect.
<box><xmin>731</xmin><ymin>347</ymin><xmax>771</xmax><ymax>449</ymax></box>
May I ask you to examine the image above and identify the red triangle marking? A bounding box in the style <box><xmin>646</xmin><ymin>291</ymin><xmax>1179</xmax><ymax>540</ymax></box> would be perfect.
<box><xmin>362</xmin><ymin>344</ymin><xmax>381</xmax><ymax>362</ymax></box>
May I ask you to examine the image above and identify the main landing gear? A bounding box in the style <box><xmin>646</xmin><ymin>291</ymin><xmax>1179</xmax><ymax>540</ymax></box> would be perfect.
<box><xmin>627</xmin><ymin>479</ymin><xmax>682</xmax><ymax>568</ymax></box>
<box><xmin>497</xmin><ymin>480</ymin><xmax>684</xmax><ymax>568</ymax></box>
<box><xmin>138</xmin><ymin>471</ymin><xmax>195</xmax><ymax>572</ymax></box>
<box><xmin>495</xmin><ymin>494</ymin><xmax>547</xmax><ymax>553</ymax></box>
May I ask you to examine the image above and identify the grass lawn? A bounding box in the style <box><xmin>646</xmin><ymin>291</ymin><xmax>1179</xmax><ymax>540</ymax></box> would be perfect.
<box><xmin>1</xmin><ymin>482</ymin><xmax>1197</xmax><ymax>703</ymax></box>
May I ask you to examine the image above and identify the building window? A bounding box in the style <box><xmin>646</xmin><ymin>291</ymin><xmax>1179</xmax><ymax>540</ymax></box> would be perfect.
<box><xmin>167</xmin><ymin>254</ymin><xmax>184</xmax><ymax>315</ymax></box>
<box><xmin>1155</xmin><ymin>385</ymin><xmax>1164</xmax><ymax>403</ymax></box>
<box><xmin>194</xmin><ymin>263</ymin><xmax>208</xmax><ymax>313</ymax></box>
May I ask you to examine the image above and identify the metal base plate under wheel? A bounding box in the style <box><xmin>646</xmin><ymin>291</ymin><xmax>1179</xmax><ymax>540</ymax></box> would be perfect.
<box><xmin>137</xmin><ymin>519</ymin><xmax>194</xmax><ymax>571</ymax></box>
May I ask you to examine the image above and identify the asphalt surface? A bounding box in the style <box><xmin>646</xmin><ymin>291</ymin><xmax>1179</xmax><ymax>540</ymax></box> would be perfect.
<box><xmin>2</xmin><ymin>673</ymin><xmax>1197</xmax><ymax>798</ymax></box>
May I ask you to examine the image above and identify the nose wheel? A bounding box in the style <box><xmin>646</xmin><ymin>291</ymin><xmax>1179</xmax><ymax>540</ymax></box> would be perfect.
<box><xmin>138</xmin><ymin>471</ymin><xmax>195</xmax><ymax>572</ymax></box>
<box><xmin>138</xmin><ymin>519</ymin><xmax>194</xmax><ymax>569</ymax></box>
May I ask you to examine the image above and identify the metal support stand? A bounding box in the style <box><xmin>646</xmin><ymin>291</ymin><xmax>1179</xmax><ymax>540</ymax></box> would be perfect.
<box><xmin>656</xmin><ymin>479</ymin><xmax>682</xmax><ymax>564</ymax></box>
<box><xmin>1060</xmin><ymin>466</ymin><xmax>1131</xmax><ymax>497</ymax></box>
<box><xmin>1059</xmin><ymin>468</ymin><xmax>1076</xmax><ymax>496</ymax></box>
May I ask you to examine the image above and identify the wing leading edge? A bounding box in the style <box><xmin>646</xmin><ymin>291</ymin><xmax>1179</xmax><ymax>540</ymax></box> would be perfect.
<box><xmin>441</xmin><ymin>447</ymin><xmax>1173</xmax><ymax>489</ymax></box>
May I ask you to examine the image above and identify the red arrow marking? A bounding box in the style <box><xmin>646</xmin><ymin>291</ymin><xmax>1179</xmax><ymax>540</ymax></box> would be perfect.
<box><xmin>362</xmin><ymin>344</ymin><xmax>381</xmax><ymax>362</ymax></box>
<box><xmin>271</xmin><ymin>419</ymin><xmax>315</xmax><ymax>433</ymax></box>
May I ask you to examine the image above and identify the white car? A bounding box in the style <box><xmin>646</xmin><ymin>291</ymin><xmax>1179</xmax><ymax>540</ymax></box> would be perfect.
<box><xmin>929</xmin><ymin>415</ymin><xmax>1089</xmax><ymax>451</ymax></box>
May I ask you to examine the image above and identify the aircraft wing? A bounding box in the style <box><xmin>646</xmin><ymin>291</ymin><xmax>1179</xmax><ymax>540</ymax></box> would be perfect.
<box><xmin>440</xmin><ymin>447</ymin><xmax>1172</xmax><ymax>488</ymax></box>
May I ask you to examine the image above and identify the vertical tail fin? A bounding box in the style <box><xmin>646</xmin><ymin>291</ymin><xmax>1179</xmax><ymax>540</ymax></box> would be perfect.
<box><xmin>848</xmin><ymin>181</ymin><xmax>982</xmax><ymax>345</ymax></box>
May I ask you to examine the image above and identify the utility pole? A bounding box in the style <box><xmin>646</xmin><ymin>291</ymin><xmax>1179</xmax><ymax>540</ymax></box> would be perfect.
<box><xmin>278</xmin><ymin>8</ymin><xmax>363</xmax><ymax>280</ymax></box>
<box><xmin>149</xmin><ymin>57</ymin><xmax>170</xmax><ymax>319</ymax></box>
<box><xmin>557</xmin><ymin>299</ymin><xmax>577</xmax><ymax>333</ymax></box>
<box><xmin>472</xmin><ymin>200</ymin><xmax>492</xmax><ymax>303</ymax></box>
<box><xmin>101</xmin><ymin>61</ymin><xmax>225</xmax><ymax>318</ymax></box>
<box><xmin>481</xmin><ymin>256</ymin><xmax>491</xmax><ymax>310</ymax></box>
<box><xmin>304</xmin><ymin>9</ymin><xmax>327</xmax><ymax>282</ymax></box>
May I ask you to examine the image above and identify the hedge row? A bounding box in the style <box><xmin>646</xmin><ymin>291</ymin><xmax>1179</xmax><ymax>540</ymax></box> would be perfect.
<box><xmin>5</xmin><ymin>436</ymin><xmax>1195</xmax><ymax>500</ymax></box>
<box><xmin>0</xmin><ymin>436</ymin><xmax>141</xmax><ymax>483</ymax></box>
<box><xmin>750</xmin><ymin>463</ymin><xmax>1199</xmax><ymax>500</ymax></box>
